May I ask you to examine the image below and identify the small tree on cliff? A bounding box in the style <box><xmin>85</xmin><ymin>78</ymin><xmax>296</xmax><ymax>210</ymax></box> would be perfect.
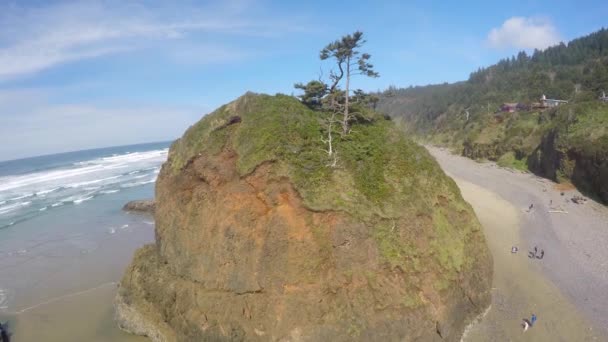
<box><xmin>320</xmin><ymin>31</ymin><xmax>379</xmax><ymax>135</ymax></box>
<box><xmin>294</xmin><ymin>80</ymin><xmax>328</xmax><ymax>109</ymax></box>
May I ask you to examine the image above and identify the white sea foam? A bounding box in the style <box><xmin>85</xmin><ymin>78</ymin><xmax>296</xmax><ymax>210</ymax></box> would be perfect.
<box><xmin>0</xmin><ymin>201</ymin><xmax>32</xmax><ymax>214</ymax></box>
<box><xmin>120</xmin><ymin>178</ymin><xmax>156</xmax><ymax>188</ymax></box>
<box><xmin>51</xmin><ymin>202</ymin><xmax>63</xmax><ymax>207</ymax></box>
<box><xmin>100</xmin><ymin>189</ymin><xmax>119</xmax><ymax>194</ymax></box>
<box><xmin>81</xmin><ymin>149</ymin><xmax>168</xmax><ymax>166</ymax></box>
<box><xmin>0</xmin><ymin>164</ymin><xmax>105</xmax><ymax>192</ymax></box>
<box><xmin>0</xmin><ymin>149</ymin><xmax>167</xmax><ymax>193</ymax></box>
<box><xmin>6</xmin><ymin>193</ymin><xmax>33</xmax><ymax>201</ymax></box>
<box><xmin>0</xmin><ymin>203</ymin><xmax>21</xmax><ymax>214</ymax></box>
<box><xmin>120</xmin><ymin>224</ymin><xmax>129</xmax><ymax>229</ymax></box>
<box><xmin>66</xmin><ymin>175</ymin><xmax>122</xmax><ymax>188</ymax></box>
<box><xmin>39</xmin><ymin>207</ymin><xmax>47</xmax><ymax>211</ymax></box>
<box><xmin>73</xmin><ymin>196</ymin><xmax>93</xmax><ymax>204</ymax></box>
<box><xmin>35</xmin><ymin>187</ymin><xmax>60</xmax><ymax>196</ymax></box>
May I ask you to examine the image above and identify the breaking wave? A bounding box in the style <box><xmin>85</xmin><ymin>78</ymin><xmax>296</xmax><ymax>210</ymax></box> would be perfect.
<box><xmin>0</xmin><ymin>146</ymin><xmax>168</xmax><ymax>228</ymax></box>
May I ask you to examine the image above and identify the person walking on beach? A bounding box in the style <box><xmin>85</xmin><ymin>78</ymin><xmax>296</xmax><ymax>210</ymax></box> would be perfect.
<box><xmin>530</xmin><ymin>314</ymin><xmax>537</xmax><ymax>326</ymax></box>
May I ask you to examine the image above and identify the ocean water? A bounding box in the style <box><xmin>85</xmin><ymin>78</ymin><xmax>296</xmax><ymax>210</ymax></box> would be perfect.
<box><xmin>0</xmin><ymin>141</ymin><xmax>170</xmax><ymax>341</ymax></box>
<box><xmin>0</xmin><ymin>141</ymin><xmax>169</xmax><ymax>230</ymax></box>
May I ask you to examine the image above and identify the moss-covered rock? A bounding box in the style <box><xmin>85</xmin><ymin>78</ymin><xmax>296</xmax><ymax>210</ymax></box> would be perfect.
<box><xmin>116</xmin><ymin>93</ymin><xmax>492</xmax><ymax>341</ymax></box>
<box><xmin>527</xmin><ymin>103</ymin><xmax>608</xmax><ymax>202</ymax></box>
<box><xmin>411</xmin><ymin>101</ymin><xmax>608</xmax><ymax>203</ymax></box>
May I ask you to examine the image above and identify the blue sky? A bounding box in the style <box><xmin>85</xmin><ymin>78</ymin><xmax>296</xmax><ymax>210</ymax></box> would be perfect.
<box><xmin>0</xmin><ymin>0</ymin><xmax>606</xmax><ymax>161</ymax></box>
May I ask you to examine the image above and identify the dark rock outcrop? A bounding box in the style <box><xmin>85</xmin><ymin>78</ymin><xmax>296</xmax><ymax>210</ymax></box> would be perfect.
<box><xmin>116</xmin><ymin>94</ymin><xmax>492</xmax><ymax>341</ymax></box>
<box><xmin>123</xmin><ymin>200</ymin><xmax>155</xmax><ymax>213</ymax></box>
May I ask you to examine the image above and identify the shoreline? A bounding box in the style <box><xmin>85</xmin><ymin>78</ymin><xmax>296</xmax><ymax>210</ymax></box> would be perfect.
<box><xmin>427</xmin><ymin>146</ymin><xmax>608</xmax><ymax>339</ymax></box>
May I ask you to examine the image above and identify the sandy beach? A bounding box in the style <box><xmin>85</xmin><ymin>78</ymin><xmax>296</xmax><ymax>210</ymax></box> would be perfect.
<box><xmin>427</xmin><ymin>146</ymin><xmax>608</xmax><ymax>340</ymax></box>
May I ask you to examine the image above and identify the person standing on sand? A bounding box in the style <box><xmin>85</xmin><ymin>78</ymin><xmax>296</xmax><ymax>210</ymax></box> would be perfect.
<box><xmin>522</xmin><ymin>318</ymin><xmax>531</xmax><ymax>332</ymax></box>
<box><xmin>530</xmin><ymin>314</ymin><xmax>537</xmax><ymax>326</ymax></box>
<box><xmin>537</xmin><ymin>250</ymin><xmax>545</xmax><ymax>259</ymax></box>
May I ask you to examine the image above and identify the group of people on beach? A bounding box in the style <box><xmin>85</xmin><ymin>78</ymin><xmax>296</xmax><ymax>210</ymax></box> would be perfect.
<box><xmin>513</xmin><ymin>205</ymin><xmax>543</xmax><ymax>333</ymax></box>
<box><xmin>529</xmin><ymin>246</ymin><xmax>545</xmax><ymax>259</ymax></box>
<box><xmin>511</xmin><ymin>245</ymin><xmax>545</xmax><ymax>260</ymax></box>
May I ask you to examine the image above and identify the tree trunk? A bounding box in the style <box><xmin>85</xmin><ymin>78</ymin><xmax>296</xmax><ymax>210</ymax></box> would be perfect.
<box><xmin>343</xmin><ymin>57</ymin><xmax>350</xmax><ymax>135</ymax></box>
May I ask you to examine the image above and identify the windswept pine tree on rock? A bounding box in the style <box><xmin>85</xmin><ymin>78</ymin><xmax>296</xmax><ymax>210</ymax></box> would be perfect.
<box><xmin>295</xmin><ymin>31</ymin><xmax>380</xmax><ymax>167</ymax></box>
<box><xmin>320</xmin><ymin>31</ymin><xmax>379</xmax><ymax>135</ymax></box>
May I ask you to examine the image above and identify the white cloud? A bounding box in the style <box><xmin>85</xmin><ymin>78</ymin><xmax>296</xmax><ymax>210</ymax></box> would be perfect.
<box><xmin>0</xmin><ymin>1</ymin><xmax>314</xmax><ymax>160</ymax></box>
<box><xmin>0</xmin><ymin>1</ymin><xmax>307</xmax><ymax>80</ymax></box>
<box><xmin>487</xmin><ymin>17</ymin><xmax>560</xmax><ymax>50</ymax></box>
<box><xmin>0</xmin><ymin>88</ymin><xmax>208</xmax><ymax>161</ymax></box>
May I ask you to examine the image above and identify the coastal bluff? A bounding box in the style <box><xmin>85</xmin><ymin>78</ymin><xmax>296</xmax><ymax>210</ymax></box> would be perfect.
<box><xmin>115</xmin><ymin>93</ymin><xmax>492</xmax><ymax>341</ymax></box>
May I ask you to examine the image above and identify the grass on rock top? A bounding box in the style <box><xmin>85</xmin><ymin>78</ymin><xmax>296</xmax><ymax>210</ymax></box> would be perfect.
<box><xmin>170</xmin><ymin>93</ymin><xmax>453</xmax><ymax>214</ymax></box>
<box><xmin>167</xmin><ymin>92</ymin><xmax>482</xmax><ymax>284</ymax></box>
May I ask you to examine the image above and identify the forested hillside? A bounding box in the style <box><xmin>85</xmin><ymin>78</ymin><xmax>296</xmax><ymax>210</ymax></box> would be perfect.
<box><xmin>378</xmin><ymin>28</ymin><xmax>608</xmax><ymax>203</ymax></box>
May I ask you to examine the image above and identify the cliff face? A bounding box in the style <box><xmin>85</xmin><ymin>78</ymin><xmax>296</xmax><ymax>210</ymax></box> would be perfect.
<box><xmin>528</xmin><ymin>128</ymin><xmax>608</xmax><ymax>202</ymax></box>
<box><xmin>427</xmin><ymin>103</ymin><xmax>608</xmax><ymax>203</ymax></box>
<box><xmin>116</xmin><ymin>93</ymin><xmax>492</xmax><ymax>341</ymax></box>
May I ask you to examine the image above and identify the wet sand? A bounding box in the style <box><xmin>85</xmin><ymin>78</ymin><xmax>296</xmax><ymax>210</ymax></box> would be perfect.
<box><xmin>11</xmin><ymin>282</ymin><xmax>147</xmax><ymax>342</ymax></box>
<box><xmin>0</xmin><ymin>188</ymin><xmax>155</xmax><ymax>342</ymax></box>
<box><xmin>426</xmin><ymin>146</ymin><xmax>607</xmax><ymax>340</ymax></box>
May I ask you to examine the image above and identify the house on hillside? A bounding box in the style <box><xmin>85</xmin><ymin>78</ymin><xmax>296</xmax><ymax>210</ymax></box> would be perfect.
<box><xmin>500</xmin><ymin>103</ymin><xmax>518</xmax><ymax>113</ymax></box>
<box><xmin>600</xmin><ymin>91</ymin><xmax>608</xmax><ymax>103</ymax></box>
<box><xmin>499</xmin><ymin>102</ymin><xmax>528</xmax><ymax>113</ymax></box>
<box><xmin>540</xmin><ymin>94</ymin><xmax>568</xmax><ymax>108</ymax></box>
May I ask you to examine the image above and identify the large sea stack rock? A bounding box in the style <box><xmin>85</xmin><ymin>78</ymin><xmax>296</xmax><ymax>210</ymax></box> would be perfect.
<box><xmin>115</xmin><ymin>93</ymin><xmax>492</xmax><ymax>341</ymax></box>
